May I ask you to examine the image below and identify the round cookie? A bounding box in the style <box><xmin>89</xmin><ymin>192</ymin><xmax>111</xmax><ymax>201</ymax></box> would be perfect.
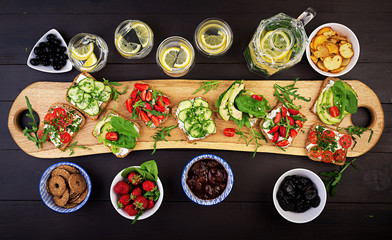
<box><xmin>51</xmin><ymin>168</ymin><xmax>71</xmax><ymax>180</ymax></box>
<box><xmin>58</xmin><ymin>165</ymin><xmax>79</xmax><ymax>174</ymax></box>
<box><xmin>54</xmin><ymin>189</ymin><xmax>70</xmax><ymax>207</ymax></box>
<box><xmin>48</xmin><ymin>176</ymin><xmax>66</xmax><ymax>197</ymax></box>
<box><xmin>68</xmin><ymin>174</ymin><xmax>87</xmax><ymax>194</ymax></box>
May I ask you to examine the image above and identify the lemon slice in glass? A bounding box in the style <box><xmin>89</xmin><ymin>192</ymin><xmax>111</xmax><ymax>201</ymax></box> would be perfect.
<box><xmin>260</xmin><ymin>30</ymin><xmax>291</xmax><ymax>63</ymax></box>
<box><xmin>80</xmin><ymin>53</ymin><xmax>97</xmax><ymax>71</ymax></box>
<box><xmin>173</xmin><ymin>45</ymin><xmax>191</xmax><ymax>68</ymax></box>
<box><xmin>201</xmin><ymin>31</ymin><xmax>227</xmax><ymax>50</ymax></box>
<box><xmin>71</xmin><ymin>42</ymin><xmax>94</xmax><ymax>61</ymax></box>
<box><xmin>132</xmin><ymin>23</ymin><xmax>151</xmax><ymax>48</ymax></box>
<box><xmin>116</xmin><ymin>35</ymin><xmax>141</xmax><ymax>56</ymax></box>
<box><xmin>160</xmin><ymin>47</ymin><xmax>180</xmax><ymax>71</ymax></box>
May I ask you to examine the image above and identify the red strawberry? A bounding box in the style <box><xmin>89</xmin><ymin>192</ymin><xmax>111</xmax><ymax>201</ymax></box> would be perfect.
<box><xmin>157</xmin><ymin>114</ymin><xmax>165</xmax><ymax>120</ymax></box>
<box><xmin>141</xmin><ymin>90</ymin><xmax>147</xmax><ymax>101</ymax></box>
<box><xmin>277</xmin><ymin>140</ymin><xmax>289</xmax><ymax>147</ymax></box>
<box><xmin>113</xmin><ymin>181</ymin><xmax>130</xmax><ymax>195</ymax></box>
<box><xmin>279</xmin><ymin>126</ymin><xmax>286</xmax><ymax>137</ymax></box>
<box><xmin>147</xmin><ymin>199</ymin><xmax>155</xmax><ymax>209</ymax></box>
<box><xmin>154</xmin><ymin>104</ymin><xmax>165</xmax><ymax>112</ymax></box>
<box><xmin>134</xmin><ymin>83</ymin><xmax>149</xmax><ymax>91</ymax></box>
<box><xmin>146</xmin><ymin>91</ymin><xmax>152</xmax><ymax>101</ymax></box>
<box><xmin>295</xmin><ymin>120</ymin><xmax>303</xmax><ymax>128</ymax></box>
<box><xmin>161</xmin><ymin>96</ymin><xmax>171</xmax><ymax>106</ymax></box>
<box><xmin>274</xmin><ymin>112</ymin><xmax>281</xmax><ymax>124</ymax></box>
<box><xmin>145</xmin><ymin>102</ymin><xmax>152</xmax><ymax>110</ymax></box>
<box><xmin>128</xmin><ymin>172</ymin><xmax>142</xmax><ymax>185</ymax></box>
<box><xmin>126</xmin><ymin>98</ymin><xmax>133</xmax><ymax>113</ymax></box>
<box><xmin>268</xmin><ymin>125</ymin><xmax>279</xmax><ymax>134</ymax></box>
<box><xmin>281</xmin><ymin>106</ymin><xmax>287</xmax><ymax>118</ymax></box>
<box><xmin>118</xmin><ymin>194</ymin><xmax>131</xmax><ymax>208</ymax></box>
<box><xmin>130</xmin><ymin>187</ymin><xmax>142</xmax><ymax>200</ymax></box>
<box><xmin>289</xmin><ymin>129</ymin><xmax>297</xmax><ymax>138</ymax></box>
<box><xmin>124</xmin><ymin>204</ymin><xmax>139</xmax><ymax>216</ymax></box>
<box><xmin>142</xmin><ymin>180</ymin><xmax>155</xmax><ymax>192</ymax></box>
<box><xmin>287</xmin><ymin>116</ymin><xmax>294</xmax><ymax>126</ymax></box>
<box><xmin>151</xmin><ymin>115</ymin><xmax>160</xmax><ymax>127</ymax></box>
<box><xmin>134</xmin><ymin>196</ymin><xmax>148</xmax><ymax>210</ymax></box>
<box><xmin>130</xmin><ymin>89</ymin><xmax>138</xmax><ymax>100</ymax></box>
<box><xmin>157</xmin><ymin>96</ymin><xmax>164</xmax><ymax>108</ymax></box>
<box><xmin>288</xmin><ymin>108</ymin><xmax>299</xmax><ymax>115</ymax></box>
<box><xmin>140</xmin><ymin>110</ymin><xmax>150</xmax><ymax>123</ymax></box>
<box><xmin>272</xmin><ymin>132</ymin><xmax>279</xmax><ymax>143</ymax></box>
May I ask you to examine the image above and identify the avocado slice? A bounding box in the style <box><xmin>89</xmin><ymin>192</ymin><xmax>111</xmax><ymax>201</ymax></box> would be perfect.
<box><xmin>98</xmin><ymin>122</ymin><xmax>114</xmax><ymax>144</ymax></box>
<box><xmin>228</xmin><ymin>83</ymin><xmax>245</xmax><ymax>120</ymax></box>
<box><xmin>219</xmin><ymin>85</ymin><xmax>235</xmax><ymax>121</ymax></box>
<box><xmin>93</xmin><ymin>115</ymin><xmax>113</xmax><ymax>136</ymax></box>
<box><xmin>317</xmin><ymin>89</ymin><xmax>339</xmax><ymax>125</ymax></box>
<box><xmin>111</xmin><ymin>145</ymin><xmax>120</xmax><ymax>154</ymax></box>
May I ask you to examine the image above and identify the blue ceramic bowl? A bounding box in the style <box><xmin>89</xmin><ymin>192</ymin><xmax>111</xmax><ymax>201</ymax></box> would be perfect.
<box><xmin>181</xmin><ymin>154</ymin><xmax>234</xmax><ymax>206</ymax></box>
<box><xmin>39</xmin><ymin>162</ymin><xmax>91</xmax><ymax>213</ymax></box>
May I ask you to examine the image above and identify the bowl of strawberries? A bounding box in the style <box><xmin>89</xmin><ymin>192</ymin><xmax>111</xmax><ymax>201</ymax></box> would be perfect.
<box><xmin>110</xmin><ymin>160</ymin><xmax>163</xmax><ymax>223</ymax></box>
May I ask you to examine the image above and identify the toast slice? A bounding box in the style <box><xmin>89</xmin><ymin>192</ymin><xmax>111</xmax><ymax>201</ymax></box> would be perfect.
<box><xmin>38</xmin><ymin>103</ymin><xmax>86</xmax><ymax>151</ymax></box>
<box><xmin>66</xmin><ymin>72</ymin><xmax>113</xmax><ymax>120</ymax></box>
<box><xmin>260</xmin><ymin>102</ymin><xmax>306</xmax><ymax>148</ymax></box>
<box><xmin>305</xmin><ymin>123</ymin><xmax>349</xmax><ymax>166</ymax></box>
<box><xmin>92</xmin><ymin>109</ymin><xmax>140</xmax><ymax>158</ymax></box>
<box><xmin>172</xmin><ymin>97</ymin><xmax>216</xmax><ymax>143</ymax></box>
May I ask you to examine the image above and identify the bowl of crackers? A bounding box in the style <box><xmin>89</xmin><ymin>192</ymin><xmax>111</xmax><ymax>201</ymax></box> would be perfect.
<box><xmin>39</xmin><ymin>162</ymin><xmax>91</xmax><ymax>213</ymax></box>
<box><xmin>306</xmin><ymin>23</ymin><xmax>360</xmax><ymax>77</ymax></box>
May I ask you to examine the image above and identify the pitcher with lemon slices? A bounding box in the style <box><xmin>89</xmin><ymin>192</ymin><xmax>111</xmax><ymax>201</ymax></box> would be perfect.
<box><xmin>244</xmin><ymin>8</ymin><xmax>316</xmax><ymax>77</ymax></box>
<box><xmin>114</xmin><ymin>20</ymin><xmax>153</xmax><ymax>59</ymax></box>
<box><xmin>67</xmin><ymin>33</ymin><xmax>108</xmax><ymax>72</ymax></box>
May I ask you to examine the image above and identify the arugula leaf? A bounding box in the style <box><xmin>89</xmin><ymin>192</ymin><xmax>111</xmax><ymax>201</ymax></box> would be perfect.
<box><xmin>337</xmin><ymin>125</ymin><xmax>374</xmax><ymax>150</ymax></box>
<box><xmin>62</xmin><ymin>141</ymin><xmax>92</xmax><ymax>156</ymax></box>
<box><xmin>110</xmin><ymin>117</ymin><xmax>140</xmax><ymax>138</ymax></box>
<box><xmin>273</xmin><ymin>79</ymin><xmax>311</xmax><ymax>109</ymax></box>
<box><xmin>103</xmin><ymin>78</ymin><xmax>127</xmax><ymax>101</ymax></box>
<box><xmin>193</xmin><ymin>80</ymin><xmax>222</xmax><ymax>95</ymax></box>
<box><xmin>151</xmin><ymin>125</ymin><xmax>178</xmax><ymax>155</ymax></box>
<box><xmin>22</xmin><ymin>96</ymin><xmax>48</xmax><ymax>149</ymax></box>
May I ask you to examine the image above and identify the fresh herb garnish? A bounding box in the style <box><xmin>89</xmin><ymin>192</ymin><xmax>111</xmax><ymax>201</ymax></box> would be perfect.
<box><xmin>234</xmin><ymin>126</ymin><xmax>265</xmax><ymax>158</ymax></box>
<box><xmin>103</xmin><ymin>78</ymin><xmax>127</xmax><ymax>101</ymax></box>
<box><xmin>320</xmin><ymin>158</ymin><xmax>359</xmax><ymax>197</ymax></box>
<box><xmin>193</xmin><ymin>80</ymin><xmax>222</xmax><ymax>95</ymax></box>
<box><xmin>337</xmin><ymin>125</ymin><xmax>374</xmax><ymax>150</ymax></box>
<box><xmin>62</xmin><ymin>141</ymin><xmax>91</xmax><ymax>156</ymax></box>
<box><xmin>151</xmin><ymin>125</ymin><xmax>178</xmax><ymax>155</ymax></box>
<box><xmin>22</xmin><ymin>96</ymin><xmax>48</xmax><ymax>149</ymax></box>
<box><xmin>273</xmin><ymin>79</ymin><xmax>311</xmax><ymax>109</ymax></box>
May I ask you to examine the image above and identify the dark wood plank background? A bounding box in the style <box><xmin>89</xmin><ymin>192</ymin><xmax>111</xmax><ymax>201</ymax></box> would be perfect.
<box><xmin>1</xmin><ymin>0</ymin><xmax>391</xmax><ymax>239</ymax></box>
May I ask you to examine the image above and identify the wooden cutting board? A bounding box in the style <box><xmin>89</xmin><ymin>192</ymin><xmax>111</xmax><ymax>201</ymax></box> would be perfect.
<box><xmin>8</xmin><ymin>79</ymin><xmax>384</xmax><ymax>158</ymax></box>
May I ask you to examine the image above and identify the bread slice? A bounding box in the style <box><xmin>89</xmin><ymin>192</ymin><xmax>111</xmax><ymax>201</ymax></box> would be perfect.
<box><xmin>92</xmin><ymin>108</ymin><xmax>140</xmax><ymax>158</ymax></box>
<box><xmin>171</xmin><ymin>97</ymin><xmax>216</xmax><ymax>144</ymax></box>
<box><xmin>66</xmin><ymin>72</ymin><xmax>112</xmax><ymax>120</ymax></box>
<box><xmin>38</xmin><ymin>103</ymin><xmax>86</xmax><ymax>151</ymax></box>
<box><xmin>311</xmin><ymin>77</ymin><xmax>357</xmax><ymax>126</ymax></box>
<box><xmin>259</xmin><ymin>102</ymin><xmax>306</xmax><ymax>148</ymax></box>
<box><xmin>305</xmin><ymin>123</ymin><xmax>349</xmax><ymax>166</ymax></box>
<box><xmin>124</xmin><ymin>81</ymin><xmax>171</xmax><ymax>128</ymax></box>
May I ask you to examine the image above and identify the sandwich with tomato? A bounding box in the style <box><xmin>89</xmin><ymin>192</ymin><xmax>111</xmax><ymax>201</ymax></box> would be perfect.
<box><xmin>306</xmin><ymin>123</ymin><xmax>352</xmax><ymax>165</ymax></box>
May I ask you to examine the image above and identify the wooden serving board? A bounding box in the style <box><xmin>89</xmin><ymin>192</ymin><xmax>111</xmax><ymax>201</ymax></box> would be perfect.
<box><xmin>8</xmin><ymin>79</ymin><xmax>384</xmax><ymax>158</ymax></box>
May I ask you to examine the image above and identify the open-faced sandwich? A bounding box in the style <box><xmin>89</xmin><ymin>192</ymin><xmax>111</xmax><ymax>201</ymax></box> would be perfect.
<box><xmin>172</xmin><ymin>97</ymin><xmax>216</xmax><ymax>143</ymax></box>
<box><xmin>125</xmin><ymin>82</ymin><xmax>171</xmax><ymax>128</ymax></box>
<box><xmin>37</xmin><ymin>103</ymin><xmax>86</xmax><ymax>151</ymax></box>
<box><xmin>260</xmin><ymin>102</ymin><xmax>306</xmax><ymax>148</ymax></box>
<box><xmin>92</xmin><ymin>109</ymin><xmax>140</xmax><ymax>158</ymax></box>
<box><xmin>66</xmin><ymin>72</ymin><xmax>113</xmax><ymax>120</ymax></box>
<box><xmin>215</xmin><ymin>80</ymin><xmax>271</xmax><ymax>128</ymax></box>
<box><xmin>312</xmin><ymin>77</ymin><xmax>358</xmax><ymax>126</ymax></box>
<box><xmin>306</xmin><ymin>123</ymin><xmax>352</xmax><ymax>165</ymax></box>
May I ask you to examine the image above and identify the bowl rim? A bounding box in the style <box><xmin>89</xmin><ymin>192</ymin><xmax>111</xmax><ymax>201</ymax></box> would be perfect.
<box><xmin>181</xmin><ymin>153</ymin><xmax>234</xmax><ymax>206</ymax></box>
<box><xmin>306</xmin><ymin>22</ymin><xmax>360</xmax><ymax>77</ymax></box>
<box><xmin>272</xmin><ymin>168</ymin><xmax>327</xmax><ymax>223</ymax></box>
<box><xmin>39</xmin><ymin>161</ymin><xmax>92</xmax><ymax>213</ymax></box>
<box><xmin>109</xmin><ymin>166</ymin><xmax>164</xmax><ymax>220</ymax></box>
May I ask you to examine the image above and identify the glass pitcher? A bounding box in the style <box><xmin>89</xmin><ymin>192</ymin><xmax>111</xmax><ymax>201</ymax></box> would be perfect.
<box><xmin>244</xmin><ymin>8</ymin><xmax>316</xmax><ymax>77</ymax></box>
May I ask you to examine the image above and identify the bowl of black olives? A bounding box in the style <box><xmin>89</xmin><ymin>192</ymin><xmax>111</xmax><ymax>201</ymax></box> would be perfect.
<box><xmin>273</xmin><ymin>168</ymin><xmax>326</xmax><ymax>223</ymax></box>
<box><xmin>27</xmin><ymin>29</ymin><xmax>72</xmax><ymax>73</ymax></box>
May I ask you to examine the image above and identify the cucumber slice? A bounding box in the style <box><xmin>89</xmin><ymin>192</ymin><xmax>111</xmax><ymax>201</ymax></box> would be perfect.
<box><xmin>184</xmin><ymin>119</ymin><xmax>197</xmax><ymax>132</ymax></box>
<box><xmin>193</xmin><ymin>98</ymin><xmax>209</xmax><ymax>108</ymax></box>
<box><xmin>76</xmin><ymin>93</ymin><xmax>92</xmax><ymax>110</ymax></box>
<box><xmin>203</xmin><ymin>120</ymin><xmax>216</xmax><ymax>134</ymax></box>
<box><xmin>78</xmin><ymin>77</ymin><xmax>95</xmax><ymax>93</ymax></box>
<box><xmin>99</xmin><ymin>85</ymin><xmax>112</xmax><ymax>102</ymax></box>
<box><xmin>194</xmin><ymin>107</ymin><xmax>212</xmax><ymax>121</ymax></box>
<box><xmin>178</xmin><ymin>109</ymin><xmax>191</xmax><ymax>122</ymax></box>
<box><xmin>84</xmin><ymin>99</ymin><xmax>100</xmax><ymax>116</ymax></box>
<box><xmin>93</xmin><ymin>81</ymin><xmax>105</xmax><ymax>97</ymax></box>
<box><xmin>68</xmin><ymin>86</ymin><xmax>84</xmax><ymax>103</ymax></box>
<box><xmin>189</xmin><ymin>124</ymin><xmax>205</xmax><ymax>138</ymax></box>
<box><xmin>178</xmin><ymin>100</ymin><xmax>192</xmax><ymax>112</ymax></box>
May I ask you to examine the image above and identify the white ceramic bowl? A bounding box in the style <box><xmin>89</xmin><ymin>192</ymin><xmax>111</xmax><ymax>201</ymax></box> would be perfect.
<box><xmin>110</xmin><ymin>166</ymin><xmax>164</xmax><ymax>220</ymax></box>
<box><xmin>272</xmin><ymin>168</ymin><xmax>327</xmax><ymax>223</ymax></box>
<box><xmin>306</xmin><ymin>23</ymin><xmax>360</xmax><ymax>77</ymax></box>
<box><xmin>27</xmin><ymin>29</ymin><xmax>73</xmax><ymax>73</ymax></box>
<box><xmin>39</xmin><ymin>162</ymin><xmax>91</xmax><ymax>213</ymax></box>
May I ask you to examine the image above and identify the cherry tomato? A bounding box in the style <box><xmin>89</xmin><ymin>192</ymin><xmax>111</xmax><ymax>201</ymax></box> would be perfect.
<box><xmin>322</xmin><ymin>130</ymin><xmax>336</xmax><ymax>143</ymax></box>
<box><xmin>141</xmin><ymin>90</ymin><xmax>147</xmax><ymax>101</ymax></box>
<box><xmin>322</xmin><ymin>150</ymin><xmax>334</xmax><ymax>163</ymax></box>
<box><xmin>251</xmin><ymin>94</ymin><xmax>263</xmax><ymax>101</ymax></box>
<box><xmin>289</xmin><ymin>129</ymin><xmax>297</xmax><ymax>138</ymax></box>
<box><xmin>126</xmin><ymin>98</ymin><xmax>133</xmax><ymax>113</ymax></box>
<box><xmin>273</xmin><ymin>112</ymin><xmax>281</xmax><ymax>124</ymax></box>
<box><xmin>271</xmin><ymin>132</ymin><xmax>279</xmax><ymax>143</ymax></box>
<box><xmin>146</xmin><ymin>91</ymin><xmax>152</xmax><ymax>102</ymax></box>
<box><xmin>309</xmin><ymin>131</ymin><xmax>318</xmax><ymax>144</ymax></box>
<box><xmin>334</xmin><ymin>149</ymin><xmax>346</xmax><ymax>163</ymax></box>
<box><xmin>53</xmin><ymin>108</ymin><xmax>66</xmax><ymax>118</ymax></box>
<box><xmin>38</xmin><ymin>130</ymin><xmax>49</xmax><ymax>141</ymax></box>
<box><xmin>105</xmin><ymin>132</ymin><xmax>118</xmax><ymax>141</ymax></box>
<box><xmin>134</xmin><ymin>83</ymin><xmax>149</xmax><ymax>91</ymax></box>
<box><xmin>288</xmin><ymin>108</ymin><xmax>299</xmax><ymax>115</ymax></box>
<box><xmin>161</xmin><ymin>96</ymin><xmax>171</xmax><ymax>106</ymax></box>
<box><xmin>339</xmin><ymin>134</ymin><xmax>352</xmax><ymax>149</ymax></box>
<box><xmin>276</xmin><ymin>140</ymin><xmax>289</xmax><ymax>147</ymax></box>
<box><xmin>44</xmin><ymin>113</ymin><xmax>56</xmax><ymax>124</ymax></box>
<box><xmin>223</xmin><ymin>128</ymin><xmax>236</xmax><ymax>137</ymax></box>
<box><xmin>59</xmin><ymin>132</ymin><xmax>71</xmax><ymax>144</ymax></box>
<box><xmin>268</xmin><ymin>125</ymin><xmax>279</xmax><ymax>134</ymax></box>
<box><xmin>309</xmin><ymin>146</ymin><xmax>322</xmax><ymax>158</ymax></box>
<box><xmin>281</xmin><ymin>106</ymin><xmax>287</xmax><ymax>118</ymax></box>
<box><xmin>64</xmin><ymin>114</ymin><xmax>73</xmax><ymax>126</ymax></box>
<box><xmin>329</xmin><ymin>106</ymin><xmax>340</xmax><ymax>117</ymax></box>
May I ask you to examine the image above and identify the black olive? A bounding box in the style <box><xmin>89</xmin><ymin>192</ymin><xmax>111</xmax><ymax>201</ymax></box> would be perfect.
<box><xmin>46</xmin><ymin>34</ymin><xmax>55</xmax><ymax>40</ymax></box>
<box><xmin>39</xmin><ymin>42</ymin><xmax>47</xmax><ymax>48</ymax></box>
<box><xmin>59</xmin><ymin>60</ymin><xmax>66</xmax><ymax>66</ymax></box>
<box><xmin>41</xmin><ymin>60</ymin><xmax>50</xmax><ymax>66</ymax></box>
<box><xmin>34</xmin><ymin>47</ymin><xmax>42</xmax><ymax>56</ymax></box>
<box><xmin>48</xmin><ymin>58</ymin><xmax>54</xmax><ymax>64</ymax></box>
<box><xmin>59</xmin><ymin>46</ymin><xmax>66</xmax><ymax>52</ymax></box>
<box><xmin>60</xmin><ymin>54</ymin><xmax>68</xmax><ymax>60</ymax></box>
<box><xmin>38</xmin><ymin>54</ymin><xmax>48</xmax><ymax>61</ymax></box>
<box><xmin>52</xmin><ymin>39</ymin><xmax>61</xmax><ymax>46</ymax></box>
<box><xmin>53</xmin><ymin>64</ymin><xmax>62</xmax><ymax>70</ymax></box>
<box><xmin>30</xmin><ymin>58</ymin><xmax>40</xmax><ymax>66</ymax></box>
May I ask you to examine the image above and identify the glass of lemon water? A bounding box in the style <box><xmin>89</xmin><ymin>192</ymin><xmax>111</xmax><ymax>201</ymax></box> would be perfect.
<box><xmin>114</xmin><ymin>20</ymin><xmax>154</xmax><ymax>59</ymax></box>
<box><xmin>156</xmin><ymin>36</ymin><xmax>195</xmax><ymax>77</ymax></box>
<box><xmin>67</xmin><ymin>33</ymin><xmax>108</xmax><ymax>72</ymax></box>
<box><xmin>194</xmin><ymin>18</ymin><xmax>233</xmax><ymax>57</ymax></box>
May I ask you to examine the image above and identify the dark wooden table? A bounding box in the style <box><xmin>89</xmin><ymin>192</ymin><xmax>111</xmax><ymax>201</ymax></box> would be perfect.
<box><xmin>1</xmin><ymin>1</ymin><xmax>391</xmax><ymax>239</ymax></box>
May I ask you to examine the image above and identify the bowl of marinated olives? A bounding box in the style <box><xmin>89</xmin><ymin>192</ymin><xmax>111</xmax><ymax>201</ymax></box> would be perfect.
<box><xmin>273</xmin><ymin>168</ymin><xmax>327</xmax><ymax>223</ymax></box>
<box><xmin>27</xmin><ymin>29</ymin><xmax>72</xmax><ymax>73</ymax></box>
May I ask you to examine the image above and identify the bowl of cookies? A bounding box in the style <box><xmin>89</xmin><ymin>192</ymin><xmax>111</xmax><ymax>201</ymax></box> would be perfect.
<box><xmin>39</xmin><ymin>162</ymin><xmax>91</xmax><ymax>213</ymax></box>
<box><xmin>306</xmin><ymin>23</ymin><xmax>360</xmax><ymax>77</ymax></box>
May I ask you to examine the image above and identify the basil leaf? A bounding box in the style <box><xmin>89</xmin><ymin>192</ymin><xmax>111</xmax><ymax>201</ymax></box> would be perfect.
<box><xmin>345</xmin><ymin>90</ymin><xmax>358</xmax><ymax>114</ymax></box>
<box><xmin>105</xmin><ymin>133</ymin><xmax>136</xmax><ymax>149</ymax></box>
<box><xmin>111</xmin><ymin>117</ymin><xmax>140</xmax><ymax>138</ymax></box>
<box><xmin>141</xmin><ymin>160</ymin><xmax>158</xmax><ymax>181</ymax></box>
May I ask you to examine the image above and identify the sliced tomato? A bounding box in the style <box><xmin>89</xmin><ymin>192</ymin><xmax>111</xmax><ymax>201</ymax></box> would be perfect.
<box><xmin>151</xmin><ymin>115</ymin><xmax>160</xmax><ymax>127</ymax></box>
<box><xmin>141</xmin><ymin>90</ymin><xmax>147</xmax><ymax>101</ymax></box>
<box><xmin>309</xmin><ymin>146</ymin><xmax>322</xmax><ymax>158</ymax></box>
<box><xmin>334</xmin><ymin>149</ymin><xmax>346</xmax><ymax>163</ymax></box>
<box><xmin>53</xmin><ymin>108</ymin><xmax>66</xmax><ymax>118</ymax></box>
<box><xmin>59</xmin><ymin>132</ymin><xmax>71</xmax><ymax>144</ymax></box>
<box><xmin>251</xmin><ymin>94</ymin><xmax>263</xmax><ymax>101</ymax></box>
<box><xmin>44</xmin><ymin>113</ymin><xmax>56</xmax><ymax>124</ymax></box>
<box><xmin>322</xmin><ymin>130</ymin><xmax>336</xmax><ymax>143</ymax></box>
<box><xmin>273</xmin><ymin>112</ymin><xmax>281</xmax><ymax>124</ymax></box>
<box><xmin>161</xmin><ymin>96</ymin><xmax>171</xmax><ymax>106</ymax></box>
<box><xmin>38</xmin><ymin>130</ymin><xmax>49</xmax><ymax>141</ymax></box>
<box><xmin>105</xmin><ymin>132</ymin><xmax>118</xmax><ymax>141</ymax></box>
<box><xmin>268</xmin><ymin>125</ymin><xmax>279</xmax><ymax>134</ymax></box>
<box><xmin>223</xmin><ymin>128</ymin><xmax>236</xmax><ymax>137</ymax></box>
<box><xmin>281</xmin><ymin>106</ymin><xmax>287</xmax><ymax>118</ymax></box>
<box><xmin>126</xmin><ymin>98</ymin><xmax>133</xmax><ymax>113</ymax></box>
<box><xmin>63</xmin><ymin>114</ymin><xmax>73</xmax><ymax>126</ymax></box>
<box><xmin>321</xmin><ymin>150</ymin><xmax>334</xmax><ymax>163</ymax></box>
<box><xmin>329</xmin><ymin>106</ymin><xmax>340</xmax><ymax>118</ymax></box>
<box><xmin>288</xmin><ymin>108</ymin><xmax>299</xmax><ymax>115</ymax></box>
<box><xmin>309</xmin><ymin>131</ymin><xmax>318</xmax><ymax>144</ymax></box>
<box><xmin>134</xmin><ymin>83</ymin><xmax>149</xmax><ymax>91</ymax></box>
<box><xmin>271</xmin><ymin>132</ymin><xmax>279</xmax><ymax>143</ymax></box>
<box><xmin>146</xmin><ymin>91</ymin><xmax>152</xmax><ymax>102</ymax></box>
<box><xmin>339</xmin><ymin>134</ymin><xmax>352</xmax><ymax>149</ymax></box>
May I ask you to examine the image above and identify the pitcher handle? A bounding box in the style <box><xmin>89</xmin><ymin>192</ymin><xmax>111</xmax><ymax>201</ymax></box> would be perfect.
<box><xmin>297</xmin><ymin>7</ymin><xmax>316</xmax><ymax>26</ymax></box>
